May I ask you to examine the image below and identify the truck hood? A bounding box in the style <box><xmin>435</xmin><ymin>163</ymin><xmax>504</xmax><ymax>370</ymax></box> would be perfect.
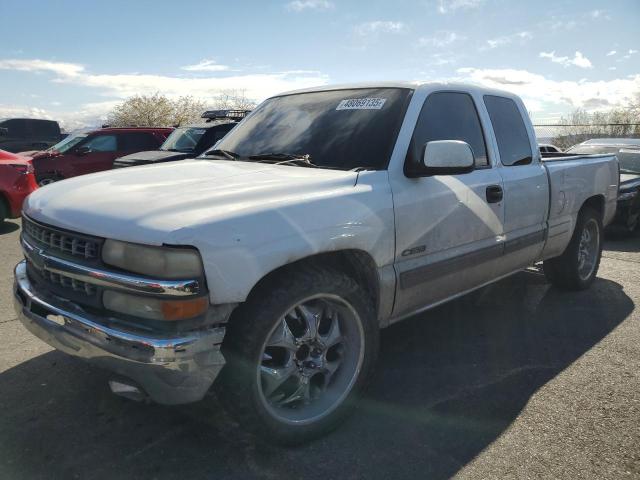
<box><xmin>115</xmin><ymin>150</ymin><xmax>190</xmax><ymax>166</ymax></box>
<box><xmin>24</xmin><ymin>159</ymin><xmax>359</xmax><ymax>245</ymax></box>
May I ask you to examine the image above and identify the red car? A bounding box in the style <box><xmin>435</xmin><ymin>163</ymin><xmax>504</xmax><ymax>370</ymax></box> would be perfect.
<box><xmin>24</xmin><ymin>127</ymin><xmax>172</xmax><ymax>186</ymax></box>
<box><xmin>0</xmin><ymin>149</ymin><xmax>38</xmax><ymax>223</ymax></box>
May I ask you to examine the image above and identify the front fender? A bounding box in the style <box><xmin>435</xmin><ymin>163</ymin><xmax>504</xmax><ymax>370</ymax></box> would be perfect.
<box><xmin>179</xmin><ymin>171</ymin><xmax>394</xmax><ymax>304</ymax></box>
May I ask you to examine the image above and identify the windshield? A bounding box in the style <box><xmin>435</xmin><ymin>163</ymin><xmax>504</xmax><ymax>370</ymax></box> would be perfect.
<box><xmin>566</xmin><ymin>144</ymin><xmax>640</xmax><ymax>174</ymax></box>
<box><xmin>209</xmin><ymin>88</ymin><xmax>413</xmax><ymax>170</ymax></box>
<box><xmin>161</xmin><ymin>127</ymin><xmax>207</xmax><ymax>152</ymax></box>
<box><xmin>47</xmin><ymin>131</ymin><xmax>88</xmax><ymax>153</ymax></box>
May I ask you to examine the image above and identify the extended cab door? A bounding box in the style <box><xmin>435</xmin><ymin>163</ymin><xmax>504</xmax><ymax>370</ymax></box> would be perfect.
<box><xmin>390</xmin><ymin>91</ymin><xmax>505</xmax><ymax>319</ymax></box>
<box><xmin>483</xmin><ymin>95</ymin><xmax>549</xmax><ymax>275</ymax></box>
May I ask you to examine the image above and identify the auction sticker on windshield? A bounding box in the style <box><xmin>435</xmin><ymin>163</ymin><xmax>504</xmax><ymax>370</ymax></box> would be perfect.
<box><xmin>336</xmin><ymin>98</ymin><xmax>387</xmax><ymax>110</ymax></box>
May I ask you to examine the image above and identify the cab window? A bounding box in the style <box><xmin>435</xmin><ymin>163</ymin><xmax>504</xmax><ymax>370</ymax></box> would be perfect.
<box><xmin>408</xmin><ymin>92</ymin><xmax>489</xmax><ymax>169</ymax></box>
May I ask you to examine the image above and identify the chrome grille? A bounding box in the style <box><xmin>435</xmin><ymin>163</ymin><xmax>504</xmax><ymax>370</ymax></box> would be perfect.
<box><xmin>41</xmin><ymin>270</ymin><xmax>97</xmax><ymax>296</ymax></box>
<box><xmin>23</xmin><ymin>216</ymin><xmax>99</xmax><ymax>260</ymax></box>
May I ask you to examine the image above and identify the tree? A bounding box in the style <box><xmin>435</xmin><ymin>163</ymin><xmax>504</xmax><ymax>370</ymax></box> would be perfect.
<box><xmin>106</xmin><ymin>94</ymin><xmax>206</xmax><ymax>127</ymax></box>
<box><xmin>211</xmin><ymin>89</ymin><xmax>256</xmax><ymax>111</ymax></box>
<box><xmin>106</xmin><ymin>90</ymin><xmax>257</xmax><ymax>128</ymax></box>
<box><xmin>549</xmin><ymin>97</ymin><xmax>640</xmax><ymax>149</ymax></box>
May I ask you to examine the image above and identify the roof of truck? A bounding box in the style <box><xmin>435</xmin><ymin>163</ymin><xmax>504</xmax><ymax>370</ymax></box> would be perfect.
<box><xmin>274</xmin><ymin>81</ymin><xmax>521</xmax><ymax>100</ymax></box>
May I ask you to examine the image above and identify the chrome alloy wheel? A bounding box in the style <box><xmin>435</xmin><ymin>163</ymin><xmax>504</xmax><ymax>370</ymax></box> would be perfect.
<box><xmin>257</xmin><ymin>294</ymin><xmax>365</xmax><ymax>425</ymax></box>
<box><xmin>577</xmin><ymin>218</ymin><xmax>600</xmax><ymax>281</ymax></box>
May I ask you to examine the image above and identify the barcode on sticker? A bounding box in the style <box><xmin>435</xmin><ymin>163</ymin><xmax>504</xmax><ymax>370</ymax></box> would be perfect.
<box><xmin>336</xmin><ymin>98</ymin><xmax>387</xmax><ymax>110</ymax></box>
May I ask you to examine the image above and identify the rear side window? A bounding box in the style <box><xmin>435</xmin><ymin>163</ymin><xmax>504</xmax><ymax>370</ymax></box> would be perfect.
<box><xmin>119</xmin><ymin>132</ymin><xmax>160</xmax><ymax>151</ymax></box>
<box><xmin>408</xmin><ymin>92</ymin><xmax>488</xmax><ymax>168</ymax></box>
<box><xmin>484</xmin><ymin>95</ymin><xmax>532</xmax><ymax>166</ymax></box>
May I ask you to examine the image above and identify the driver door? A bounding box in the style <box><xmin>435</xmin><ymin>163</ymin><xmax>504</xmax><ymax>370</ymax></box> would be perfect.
<box><xmin>390</xmin><ymin>91</ymin><xmax>505</xmax><ymax>319</ymax></box>
<box><xmin>69</xmin><ymin>133</ymin><xmax>119</xmax><ymax>177</ymax></box>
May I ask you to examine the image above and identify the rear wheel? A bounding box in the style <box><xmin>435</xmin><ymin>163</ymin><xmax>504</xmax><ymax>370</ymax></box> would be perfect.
<box><xmin>218</xmin><ymin>266</ymin><xmax>378</xmax><ymax>444</ymax></box>
<box><xmin>544</xmin><ymin>207</ymin><xmax>602</xmax><ymax>290</ymax></box>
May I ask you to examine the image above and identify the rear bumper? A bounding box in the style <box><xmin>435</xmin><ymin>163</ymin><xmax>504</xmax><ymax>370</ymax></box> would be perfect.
<box><xmin>13</xmin><ymin>260</ymin><xmax>226</xmax><ymax>405</ymax></box>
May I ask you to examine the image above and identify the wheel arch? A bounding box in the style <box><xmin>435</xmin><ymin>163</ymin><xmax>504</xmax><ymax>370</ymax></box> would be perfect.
<box><xmin>237</xmin><ymin>249</ymin><xmax>381</xmax><ymax>321</ymax></box>
<box><xmin>0</xmin><ymin>191</ymin><xmax>9</xmax><ymax>221</ymax></box>
<box><xmin>581</xmin><ymin>194</ymin><xmax>605</xmax><ymax>221</ymax></box>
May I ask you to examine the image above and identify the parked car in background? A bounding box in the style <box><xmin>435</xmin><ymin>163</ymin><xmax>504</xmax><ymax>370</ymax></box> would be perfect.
<box><xmin>113</xmin><ymin>110</ymin><xmax>249</xmax><ymax>169</ymax></box>
<box><xmin>539</xmin><ymin>143</ymin><xmax>561</xmax><ymax>154</ymax></box>
<box><xmin>0</xmin><ymin>149</ymin><xmax>37</xmax><ymax>223</ymax></box>
<box><xmin>14</xmin><ymin>83</ymin><xmax>619</xmax><ymax>443</ymax></box>
<box><xmin>28</xmin><ymin>127</ymin><xmax>173</xmax><ymax>186</ymax></box>
<box><xmin>566</xmin><ymin>138</ymin><xmax>640</xmax><ymax>233</ymax></box>
<box><xmin>0</xmin><ymin>118</ymin><xmax>63</xmax><ymax>153</ymax></box>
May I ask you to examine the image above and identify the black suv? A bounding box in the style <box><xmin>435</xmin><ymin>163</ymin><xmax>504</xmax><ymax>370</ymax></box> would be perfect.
<box><xmin>0</xmin><ymin>118</ymin><xmax>63</xmax><ymax>153</ymax></box>
<box><xmin>113</xmin><ymin>110</ymin><xmax>250</xmax><ymax>168</ymax></box>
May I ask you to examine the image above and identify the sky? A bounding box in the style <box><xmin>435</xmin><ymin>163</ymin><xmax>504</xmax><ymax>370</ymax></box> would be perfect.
<box><xmin>0</xmin><ymin>0</ymin><xmax>638</xmax><ymax>130</ymax></box>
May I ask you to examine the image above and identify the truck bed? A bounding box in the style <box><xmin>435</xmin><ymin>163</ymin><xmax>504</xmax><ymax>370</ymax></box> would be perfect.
<box><xmin>541</xmin><ymin>153</ymin><xmax>619</xmax><ymax>259</ymax></box>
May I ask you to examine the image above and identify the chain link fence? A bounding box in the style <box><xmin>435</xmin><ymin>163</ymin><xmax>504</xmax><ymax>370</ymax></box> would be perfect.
<box><xmin>533</xmin><ymin>123</ymin><xmax>640</xmax><ymax>150</ymax></box>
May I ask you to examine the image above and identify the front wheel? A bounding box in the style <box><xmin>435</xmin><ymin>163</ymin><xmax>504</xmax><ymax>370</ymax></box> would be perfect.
<box><xmin>544</xmin><ymin>207</ymin><xmax>603</xmax><ymax>290</ymax></box>
<box><xmin>218</xmin><ymin>266</ymin><xmax>378</xmax><ymax>444</ymax></box>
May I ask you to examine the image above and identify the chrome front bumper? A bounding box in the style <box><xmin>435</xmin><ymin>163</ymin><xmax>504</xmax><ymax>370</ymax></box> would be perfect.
<box><xmin>13</xmin><ymin>260</ymin><xmax>226</xmax><ymax>405</ymax></box>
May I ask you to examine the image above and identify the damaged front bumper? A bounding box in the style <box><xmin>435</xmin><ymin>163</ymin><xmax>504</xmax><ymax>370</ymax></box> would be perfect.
<box><xmin>13</xmin><ymin>260</ymin><xmax>226</xmax><ymax>405</ymax></box>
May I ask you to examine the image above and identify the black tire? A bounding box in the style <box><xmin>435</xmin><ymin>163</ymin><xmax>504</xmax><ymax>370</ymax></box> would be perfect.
<box><xmin>218</xmin><ymin>266</ymin><xmax>379</xmax><ymax>445</ymax></box>
<box><xmin>544</xmin><ymin>207</ymin><xmax>603</xmax><ymax>291</ymax></box>
<box><xmin>37</xmin><ymin>175</ymin><xmax>63</xmax><ymax>187</ymax></box>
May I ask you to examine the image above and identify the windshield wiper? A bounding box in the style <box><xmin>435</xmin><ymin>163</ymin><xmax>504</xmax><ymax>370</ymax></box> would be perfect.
<box><xmin>202</xmin><ymin>149</ymin><xmax>240</xmax><ymax>160</ymax></box>
<box><xmin>247</xmin><ymin>152</ymin><xmax>320</xmax><ymax>168</ymax></box>
<box><xmin>620</xmin><ymin>168</ymin><xmax>640</xmax><ymax>175</ymax></box>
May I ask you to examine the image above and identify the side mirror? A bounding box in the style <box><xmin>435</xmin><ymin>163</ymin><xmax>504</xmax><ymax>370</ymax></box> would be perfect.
<box><xmin>421</xmin><ymin>140</ymin><xmax>475</xmax><ymax>175</ymax></box>
<box><xmin>75</xmin><ymin>146</ymin><xmax>91</xmax><ymax>156</ymax></box>
<box><xmin>0</xmin><ymin>127</ymin><xmax>8</xmax><ymax>136</ymax></box>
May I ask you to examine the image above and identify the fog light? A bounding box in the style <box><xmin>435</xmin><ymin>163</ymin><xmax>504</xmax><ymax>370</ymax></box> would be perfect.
<box><xmin>103</xmin><ymin>291</ymin><xmax>208</xmax><ymax>321</ymax></box>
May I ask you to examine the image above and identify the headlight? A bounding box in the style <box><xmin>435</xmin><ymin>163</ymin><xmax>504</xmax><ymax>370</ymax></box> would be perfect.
<box><xmin>102</xmin><ymin>240</ymin><xmax>203</xmax><ymax>279</ymax></box>
<box><xmin>103</xmin><ymin>290</ymin><xmax>208</xmax><ymax>321</ymax></box>
<box><xmin>618</xmin><ymin>190</ymin><xmax>638</xmax><ymax>202</ymax></box>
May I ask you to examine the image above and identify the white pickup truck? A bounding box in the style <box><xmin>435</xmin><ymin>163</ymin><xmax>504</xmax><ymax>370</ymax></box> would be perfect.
<box><xmin>14</xmin><ymin>83</ymin><xmax>619</xmax><ymax>443</ymax></box>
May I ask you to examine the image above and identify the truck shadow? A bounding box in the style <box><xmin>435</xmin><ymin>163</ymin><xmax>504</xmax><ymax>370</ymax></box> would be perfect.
<box><xmin>0</xmin><ymin>272</ymin><xmax>633</xmax><ymax>480</ymax></box>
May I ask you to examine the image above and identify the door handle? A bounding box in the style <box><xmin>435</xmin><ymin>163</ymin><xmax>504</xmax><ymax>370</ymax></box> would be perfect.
<box><xmin>486</xmin><ymin>185</ymin><xmax>503</xmax><ymax>203</ymax></box>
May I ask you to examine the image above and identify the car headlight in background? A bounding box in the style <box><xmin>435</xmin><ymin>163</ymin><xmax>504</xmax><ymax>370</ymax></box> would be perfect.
<box><xmin>102</xmin><ymin>240</ymin><xmax>203</xmax><ymax>279</ymax></box>
<box><xmin>618</xmin><ymin>190</ymin><xmax>639</xmax><ymax>202</ymax></box>
<box><xmin>103</xmin><ymin>290</ymin><xmax>208</xmax><ymax>321</ymax></box>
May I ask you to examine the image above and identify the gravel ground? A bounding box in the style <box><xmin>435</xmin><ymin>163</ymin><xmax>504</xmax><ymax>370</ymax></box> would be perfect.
<box><xmin>0</xmin><ymin>218</ymin><xmax>638</xmax><ymax>480</ymax></box>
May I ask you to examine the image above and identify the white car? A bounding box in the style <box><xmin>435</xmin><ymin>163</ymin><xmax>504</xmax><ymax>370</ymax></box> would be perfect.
<box><xmin>14</xmin><ymin>82</ymin><xmax>619</xmax><ymax>443</ymax></box>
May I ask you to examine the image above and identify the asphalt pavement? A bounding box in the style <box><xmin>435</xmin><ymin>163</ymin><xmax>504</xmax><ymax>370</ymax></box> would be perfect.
<box><xmin>0</xmin><ymin>218</ymin><xmax>638</xmax><ymax>480</ymax></box>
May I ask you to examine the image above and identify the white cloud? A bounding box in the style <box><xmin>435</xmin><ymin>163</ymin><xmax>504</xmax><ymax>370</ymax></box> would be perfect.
<box><xmin>353</xmin><ymin>21</ymin><xmax>407</xmax><ymax>37</ymax></box>
<box><xmin>437</xmin><ymin>0</ymin><xmax>484</xmax><ymax>14</ymax></box>
<box><xmin>484</xmin><ymin>31</ymin><xmax>532</xmax><ymax>50</ymax></box>
<box><xmin>285</xmin><ymin>0</ymin><xmax>333</xmax><ymax>11</ymax></box>
<box><xmin>418</xmin><ymin>31</ymin><xmax>464</xmax><ymax>48</ymax></box>
<box><xmin>539</xmin><ymin>51</ymin><xmax>593</xmax><ymax>69</ymax></box>
<box><xmin>0</xmin><ymin>58</ymin><xmax>85</xmax><ymax>77</ymax></box>
<box><xmin>0</xmin><ymin>58</ymin><xmax>328</xmax><ymax>103</ymax></box>
<box><xmin>180</xmin><ymin>59</ymin><xmax>230</xmax><ymax>72</ymax></box>
<box><xmin>608</xmin><ymin>67</ymin><xmax>617</xmax><ymax>71</ymax></box>
<box><xmin>606</xmin><ymin>50</ymin><xmax>617</xmax><ymax>56</ymax></box>
<box><xmin>455</xmin><ymin>67</ymin><xmax>639</xmax><ymax>113</ymax></box>
<box><xmin>0</xmin><ymin>58</ymin><xmax>330</xmax><ymax>128</ymax></box>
